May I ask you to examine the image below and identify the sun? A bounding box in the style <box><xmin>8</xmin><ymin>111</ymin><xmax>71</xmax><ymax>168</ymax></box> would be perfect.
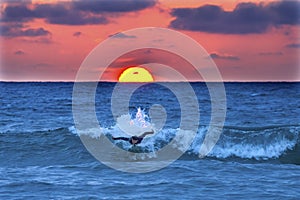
<box><xmin>118</xmin><ymin>67</ymin><xmax>154</xmax><ymax>82</ymax></box>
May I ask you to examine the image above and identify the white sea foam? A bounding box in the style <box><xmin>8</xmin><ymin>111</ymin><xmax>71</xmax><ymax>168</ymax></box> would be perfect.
<box><xmin>70</xmin><ymin>107</ymin><xmax>300</xmax><ymax>160</ymax></box>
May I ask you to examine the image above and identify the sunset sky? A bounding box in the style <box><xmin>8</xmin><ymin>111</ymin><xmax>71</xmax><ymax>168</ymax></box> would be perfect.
<box><xmin>0</xmin><ymin>0</ymin><xmax>299</xmax><ymax>81</ymax></box>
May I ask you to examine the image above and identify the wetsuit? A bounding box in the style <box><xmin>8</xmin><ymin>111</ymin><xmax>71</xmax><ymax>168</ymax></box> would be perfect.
<box><xmin>113</xmin><ymin>136</ymin><xmax>143</xmax><ymax>145</ymax></box>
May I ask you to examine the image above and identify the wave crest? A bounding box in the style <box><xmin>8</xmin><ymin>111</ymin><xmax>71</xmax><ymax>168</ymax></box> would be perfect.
<box><xmin>1</xmin><ymin>124</ymin><xmax>299</xmax><ymax>165</ymax></box>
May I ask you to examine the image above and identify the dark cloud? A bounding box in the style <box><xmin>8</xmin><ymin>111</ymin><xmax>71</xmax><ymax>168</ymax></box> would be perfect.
<box><xmin>1</xmin><ymin>0</ymin><xmax>156</xmax><ymax>26</ymax></box>
<box><xmin>170</xmin><ymin>1</ymin><xmax>300</xmax><ymax>34</ymax></box>
<box><xmin>1</xmin><ymin>4</ymin><xmax>35</xmax><ymax>22</ymax></box>
<box><xmin>286</xmin><ymin>43</ymin><xmax>300</xmax><ymax>48</ymax></box>
<box><xmin>0</xmin><ymin>24</ymin><xmax>51</xmax><ymax>37</ymax></box>
<box><xmin>210</xmin><ymin>53</ymin><xmax>240</xmax><ymax>61</ymax></box>
<box><xmin>1</xmin><ymin>3</ymin><xmax>108</xmax><ymax>25</ymax></box>
<box><xmin>73</xmin><ymin>0</ymin><xmax>156</xmax><ymax>13</ymax></box>
<box><xmin>108</xmin><ymin>32</ymin><xmax>136</xmax><ymax>38</ymax></box>
<box><xmin>269</xmin><ymin>1</ymin><xmax>300</xmax><ymax>25</ymax></box>
<box><xmin>259</xmin><ymin>52</ymin><xmax>283</xmax><ymax>56</ymax></box>
<box><xmin>35</xmin><ymin>4</ymin><xmax>108</xmax><ymax>25</ymax></box>
<box><xmin>14</xmin><ymin>50</ymin><xmax>25</xmax><ymax>55</ymax></box>
<box><xmin>19</xmin><ymin>27</ymin><xmax>50</xmax><ymax>37</ymax></box>
<box><xmin>73</xmin><ymin>32</ymin><xmax>82</xmax><ymax>37</ymax></box>
<box><xmin>46</xmin><ymin>13</ymin><xmax>107</xmax><ymax>26</ymax></box>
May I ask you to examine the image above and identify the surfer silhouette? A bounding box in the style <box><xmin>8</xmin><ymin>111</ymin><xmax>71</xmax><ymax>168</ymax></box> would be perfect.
<box><xmin>112</xmin><ymin>130</ymin><xmax>154</xmax><ymax>145</ymax></box>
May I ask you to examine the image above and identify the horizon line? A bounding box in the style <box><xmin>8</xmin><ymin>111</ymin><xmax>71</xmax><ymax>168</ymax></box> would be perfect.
<box><xmin>1</xmin><ymin>80</ymin><xmax>300</xmax><ymax>83</ymax></box>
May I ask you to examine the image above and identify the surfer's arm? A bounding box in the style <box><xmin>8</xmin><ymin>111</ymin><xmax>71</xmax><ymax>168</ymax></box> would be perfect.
<box><xmin>139</xmin><ymin>130</ymin><xmax>154</xmax><ymax>138</ymax></box>
<box><xmin>112</xmin><ymin>137</ymin><xmax>130</xmax><ymax>141</ymax></box>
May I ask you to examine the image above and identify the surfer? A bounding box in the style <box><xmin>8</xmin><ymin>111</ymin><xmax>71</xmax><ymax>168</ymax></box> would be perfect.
<box><xmin>112</xmin><ymin>130</ymin><xmax>154</xmax><ymax>145</ymax></box>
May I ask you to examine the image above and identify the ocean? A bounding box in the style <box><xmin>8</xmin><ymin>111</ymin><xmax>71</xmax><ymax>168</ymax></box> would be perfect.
<box><xmin>0</xmin><ymin>82</ymin><xmax>299</xmax><ymax>199</ymax></box>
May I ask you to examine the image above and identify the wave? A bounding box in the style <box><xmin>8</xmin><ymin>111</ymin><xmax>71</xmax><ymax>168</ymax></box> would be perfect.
<box><xmin>203</xmin><ymin>125</ymin><xmax>299</xmax><ymax>161</ymax></box>
<box><xmin>1</xmin><ymin>124</ymin><xmax>299</xmax><ymax>165</ymax></box>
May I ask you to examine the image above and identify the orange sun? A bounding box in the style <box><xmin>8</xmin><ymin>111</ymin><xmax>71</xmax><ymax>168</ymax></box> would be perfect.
<box><xmin>118</xmin><ymin>67</ymin><xmax>154</xmax><ymax>82</ymax></box>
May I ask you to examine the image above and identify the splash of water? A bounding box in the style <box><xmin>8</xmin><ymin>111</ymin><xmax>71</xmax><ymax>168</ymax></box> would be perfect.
<box><xmin>117</xmin><ymin>107</ymin><xmax>153</xmax><ymax>136</ymax></box>
<box><xmin>130</xmin><ymin>107</ymin><xmax>151</xmax><ymax>128</ymax></box>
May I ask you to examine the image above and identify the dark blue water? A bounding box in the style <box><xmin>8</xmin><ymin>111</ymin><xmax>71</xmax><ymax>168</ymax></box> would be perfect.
<box><xmin>1</xmin><ymin>82</ymin><xmax>300</xmax><ymax>199</ymax></box>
